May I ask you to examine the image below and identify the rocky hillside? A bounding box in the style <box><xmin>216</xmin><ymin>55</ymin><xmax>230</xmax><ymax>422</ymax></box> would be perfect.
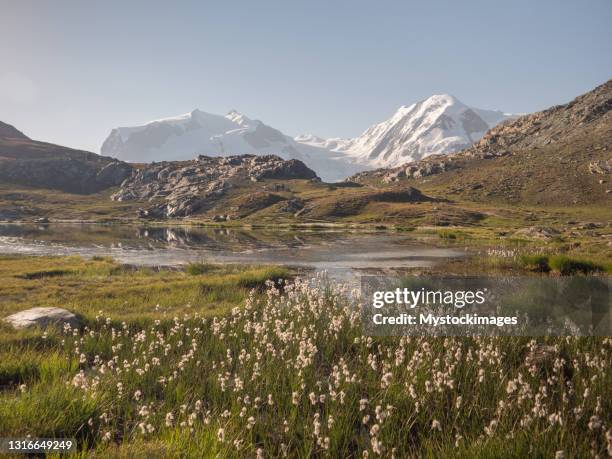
<box><xmin>111</xmin><ymin>154</ymin><xmax>319</xmax><ymax>218</ymax></box>
<box><xmin>0</xmin><ymin>121</ymin><xmax>132</xmax><ymax>194</ymax></box>
<box><xmin>350</xmin><ymin>80</ymin><xmax>611</xmax><ymax>206</ymax></box>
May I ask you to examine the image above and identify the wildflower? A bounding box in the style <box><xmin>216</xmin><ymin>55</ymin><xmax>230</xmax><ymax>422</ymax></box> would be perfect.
<box><xmin>455</xmin><ymin>434</ymin><xmax>463</xmax><ymax>447</ymax></box>
<box><xmin>431</xmin><ymin>419</ymin><xmax>441</xmax><ymax>431</ymax></box>
<box><xmin>381</xmin><ymin>372</ymin><xmax>393</xmax><ymax>388</ymax></box>
<box><xmin>588</xmin><ymin>415</ymin><xmax>602</xmax><ymax>431</ymax></box>
<box><xmin>327</xmin><ymin>415</ymin><xmax>334</xmax><ymax>429</ymax></box>
<box><xmin>371</xmin><ymin>436</ymin><xmax>382</xmax><ymax>455</ymax></box>
<box><xmin>506</xmin><ymin>380</ymin><xmax>517</xmax><ymax>394</ymax></box>
<box><xmin>484</xmin><ymin>419</ymin><xmax>498</xmax><ymax>436</ymax></box>
<box><xmin>165</xmin><ymin>412</ymin><xmax>174</xmax><ymax>427</ymax></box>
<box><xmin>313</xmin><ymin>413</ymin><xmax>321</xmax><ymax>437</ymax></box>
<box><xmin>217</xmin><ymin>428</ymin><xmax>225</xmax><ymax>442</ymax></box>
<box><xmin>247</xmin><ymin>416</ymin><xmax>256</xmax><ymax>430</ymax></box>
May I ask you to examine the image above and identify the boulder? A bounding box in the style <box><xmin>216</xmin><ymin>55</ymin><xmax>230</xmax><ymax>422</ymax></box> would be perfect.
<box><xmin>514</xmin><ymin>226</ymin><xmax>560</xmax><ymax>240</ymax></box>
<box><xmin>279</xmin><ymin>198</ymin><xmax>305</xmax><ymax>213</ymax></box>
<box><xmin>4</xmin><ymin>307</ymin><xmax>80</xmax><ymax>330</ymax></box>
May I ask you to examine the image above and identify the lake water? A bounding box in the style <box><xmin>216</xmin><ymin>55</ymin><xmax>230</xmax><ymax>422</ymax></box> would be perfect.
<box><xmin>0</xmin><ymin>223</ymin><xmax>466</xmax><ymax>280</ymax></box>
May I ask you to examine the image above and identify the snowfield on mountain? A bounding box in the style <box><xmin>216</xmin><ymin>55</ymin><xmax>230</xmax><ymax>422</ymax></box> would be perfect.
<box><xmin>101</xmin><ymin>109</ymin><xmax>367</xmax><ymax>182</ymax></box>
<box><xmin>296</xmin><ymin>94</ymin><xmax>516</xmax><ymax>168</ymax></box>
<box><xmin>101</xmin><ymin>96</ymin><xmax>514</xmax><ymax>181</ymax></box>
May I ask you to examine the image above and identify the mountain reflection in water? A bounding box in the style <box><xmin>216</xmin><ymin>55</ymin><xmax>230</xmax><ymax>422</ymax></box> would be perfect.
<box><xmin>0</xmin><ymin>224</ymin><xmax>465</xmax><ymax>279</ymax></box>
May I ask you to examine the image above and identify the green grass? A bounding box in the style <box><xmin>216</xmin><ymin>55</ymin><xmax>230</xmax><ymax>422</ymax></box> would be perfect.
<box><xmin>0</xmin><ymin>273</ymin><xmax>608</xmax><ymax>457</ymax></box>
<box><xmin>437</xmin><ymin>229</ymin><xmax>470</xmax><ymax>240</ymax></box>
<box><xmin>0</xmin><ymin>255</ymin><xmax>290</xmax><ymax>322</ymax></box>
<box><xmin>0</xmin><ymin>255</ymin><xmax>610</xmax><ymax>457</ymax></box>
<box><xmin>185</xmin><ymin>262</ymin><xmax>214</xmax><ymax>275</ymax></box>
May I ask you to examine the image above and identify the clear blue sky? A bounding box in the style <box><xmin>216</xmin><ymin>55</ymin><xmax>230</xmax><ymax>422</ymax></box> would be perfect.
<box><xmin>1</xmin><ymin>0</ymin><xmax>610</xmax><ymax>153</ymax></box>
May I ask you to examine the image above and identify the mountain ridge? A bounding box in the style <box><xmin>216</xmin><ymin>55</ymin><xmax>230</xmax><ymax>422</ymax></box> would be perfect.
<box><xmin>295</xmin><ymin>94</ymin><xmax>516</xmax><ymax>168</ymax></box>
<box><xmin>349</xmin><ymin>79</ymin><xmax>612</xmax><ymax>206</ymax></box>
<box><xmin>101</xmin><ymin>109</ymin><xmax>367</xmax><ymax>182</ymax></box>
<box><xmin>100</xmin><ymin>95</ymin><xmax>514</xmax><ymax>181</ymax></box>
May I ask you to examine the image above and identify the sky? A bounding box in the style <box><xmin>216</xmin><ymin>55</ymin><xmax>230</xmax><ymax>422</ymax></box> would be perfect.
<box><xmin>1</xmin><ymin>0</ymin><xmax>611</xmax><ymax>153</ymax></box>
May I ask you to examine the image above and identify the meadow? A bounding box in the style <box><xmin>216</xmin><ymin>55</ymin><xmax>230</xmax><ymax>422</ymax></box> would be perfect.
<box><xmin>0</xmin><ymin>255</ymin><xmax>610</xmax><ymax>457</ymax></box>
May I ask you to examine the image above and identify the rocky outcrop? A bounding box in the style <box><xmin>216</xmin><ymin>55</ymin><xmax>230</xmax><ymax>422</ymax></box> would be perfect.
<box><xmin>4</xmin><ymin>307</ymin><xmax>80</xmax><ymax>329</ymax></box>
<box><xmin>370</xmin><ymin>187</ymin><xmax>433</xmax><ymax>202</ymax></box>
<box><xmin>349</xmin><ymin>154</ymin><xmax>467</xmax><ymax>183</ymax></box>
<box><xmin>95</xmin><ymin>161</ymin><xmax>133</xmax><ymax>184</ymax></box>
<box><xmin>112</xmin><ymin>154</ymin><xmax>318</xmax><ymax>218</ymax></box>
<box><xmin>514</xmin><ymin>226</ymin><xmax>560</xmax><ymax>240</ymax></box>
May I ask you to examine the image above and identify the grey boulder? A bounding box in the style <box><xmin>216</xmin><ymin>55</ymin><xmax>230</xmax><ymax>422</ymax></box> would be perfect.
<box><xmin>4</xmin><ymin>307</ymin><xmax>80</xmax><ymax>329</ymax></box>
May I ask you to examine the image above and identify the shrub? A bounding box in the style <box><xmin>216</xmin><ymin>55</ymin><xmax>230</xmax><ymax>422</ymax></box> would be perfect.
<box><xmin>186</xmin><ymin>262</ymin><xmax>213</xmax><ymax>275</ymax></box>
<box><xmin>548</xmin><ymin>256</ymin><xmax>603</xmax><ymax>275</ymax></box>
<box><xmin>438</xmin><ymin>230</ymin><xmax>457</xmax><ymax>240</ymax></box>
<box><xmin>519</xmin><ymin>255</ymin><xmax>550</xmax><ymax>273</ymax></box>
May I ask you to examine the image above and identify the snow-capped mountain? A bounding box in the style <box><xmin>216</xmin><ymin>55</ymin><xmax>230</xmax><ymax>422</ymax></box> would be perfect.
<box><xmin>101</xmin><ymin>109</ymin><xmax>367</xmax><ymax>182</ymax></box>
<box><xmin>296</xmin><ymin>94</ymin><xmax>516</xmax><ymax>168</ymax></box>
<box><xmin>101</xmin><ymin>96</ymin><xmax>515</xmax><ymax>181</ymax></box>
